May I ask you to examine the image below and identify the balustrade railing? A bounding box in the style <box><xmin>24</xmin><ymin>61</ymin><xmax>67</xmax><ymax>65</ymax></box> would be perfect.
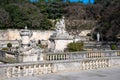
<box><xmin>43</xmin><ymin>50</ymin><xmax>120</xmax><ymax>61</ymax></box>
<box><xmin>0</xmin><ymin>58</ymin><xmax>110</xmax><ymax>78</ymax></box>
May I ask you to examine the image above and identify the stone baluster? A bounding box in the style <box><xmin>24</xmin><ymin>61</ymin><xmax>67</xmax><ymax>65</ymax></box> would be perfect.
<box><xmin>65</xmin><ymin>54</ymin><xmax>67</xmax><ymax>60</ymax></box>
<box><xmin>79</xmin><ymin>62</ymin><xmax>82</xmax><ymax>70</ymax></box>
<box><xmin>28</xmin><ymin>66</ymin><xmax>32</xmax><ymax>76</ymax></box>
<box><xmin>92</xmin><ymin>53</ymin><xmax>94</xmax><ymax>58</ymax></box>
<box><xmin>11</xmin><ymin>67</ymin><xmax>15</xmax><ymax>77</ymax></box>
<box><xmin>93</xmin><ymin>61</ymin><xmax>95</xmax><ymax>69</ymax></box>
<box><xmin>89</xmin><ymin>61</ymin><xmax>92</xmax><ymax>69</ymax></box>
<box><xmin>100</xmin><ymin>52</ymin><xmax>103</xmax><ymax>57</ymax></box>
<box><xmin>38</xmin><ymin>65</ymin><xmax>42</xmax><ymax>74</ymax></box>
<box><xmin>108</xmin><ymin>59</ymin><xmax>110</xmax><ymax>67</ymax></box>
<box><xmin>50</xmin><ymin>55</ymin><xmax>52</xmax><ymax>61</ymax></box>
<box><xmin>89</xmin><ymin>53</ymin><xmax>91</xmax><ymax>58</ymax></box>
<box><xmin>59</xmin><ymin>54</ymin><xmax>61</xmax><ymax>60</ymax></box>
<box><xmin>57</xmin><ymin>54</ymin><xmax>60</xmax><ymax>60</ymax></box>
<box><xmin>47</xmin><ymin>55</ymin><xmax>49</xmax><ymax>60</ymax></box>
<box><xmin>105</xmin><ymin>59</ymin><xmax>108</xmax><ymax>67</ymax></box>
<box><xmin>60</xmin><ymin>55</ymin><xmax>63</xmax><ymax>60</ymax></box>
<box><xmin>7</xmin><ymin>67</ymin><xmax>12</xmax><ymax>78</ymax></box>
<box><xmin>104</xmin><ymin>59</ymin><xmax>107</xmax><ymax>67</ymax></box>
<box><xmin>103</xmin><ymin>60</ymin><xmax>105</xmax><ymax>67</ymax></box>
<box><xmin>63</xmin><ymin>54</ymin><xmax>65</xmax><ymax>60</ymax></box>
<box><xmin>94</xmin><ymin>53</ymin><xmax>96</xmax><ymax>58</ymax></box>
<box><xmin>33</xmin><ymin>65</ymin><xmax>37</xmax><ymax>75</ymax></box>
<box><xmin>82</xmin><ymin>62</ymin><xmax>85</xmax><ymax>70</ymax></box>
<box><xmin>101</xmin><ymin>60</ymin><xmax>103</xmax><ymax>68</ymax></box>
<box><xmin>100</xmin><ymin>60</ymin><xmax>102</xmax><ymax>68</ymax></box>
<box><xmin>103</xmin><ymin>60</ymin><xmax>105</xmax><ymax>68</ymax></box>
<box><xmin>23</xmin><ymin>66</ymin><xmax>27</xmax><ymax>76</ymax></box>
<box><xmin>55</xmin><ymin>55</ymin><xmax>57</xmax><ymax>60</ymax></box>
<box><xmin>99</xmin><ymin>52</ymin><xmax>101</xmax><ymax>57</ymax></box>
<box><xmin>86</xmin><ymin>53</ymin><xmax>88</xmax><ymax>58</ymax></box>
<box><xmin>86</xmin><ymin>62</ymin><xmax>89</xmax><ymax>69</ymax></box>
<box><xmin>48</xmin><ymin>64</ymin><xmax>51</xmax><ymax>73</ymax></box>
<box><xmin>91</xmin><ymin>53</ymin><xmax>93</xmax><ymax>58</ymax></box>
<box><xmin>17</xmin><ymin>66</ymin><xmax>21</xmax><ymax>77</ymax></box>
<box><xmin>97</xmin><ymin>60</ymin><xmax>100</xmax><ymax>68</ymax></box>
<box><xmin>91</xmin><ymin>60</ymin><xmax>94</xmax><ymax>69</ymax></box>
<box><xmin>43</xmin><ymin>64</ymin><xmax>46</xmax><ymax>74</ymax></box>
<box><xmin>96</xmin><ymin>60</ymin><xmax>98</xmax><ymax>68</ymax></box>
<box><xmin>97</xmin><ymin>53</ymin><xmax>99</xmax><ymax>58</ymax></box>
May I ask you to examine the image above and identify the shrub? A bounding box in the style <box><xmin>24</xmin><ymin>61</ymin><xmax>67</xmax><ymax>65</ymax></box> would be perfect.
<box><xmin>110</xmin><ymin>44</ymin><xmax>117</xmax><ymax>50</ymax></box>
<box><xmin>67</xmin><ymin>41</ymin><xmax>84</xmax><ymax>52</ymax></box>
<box><xmin>7</xmin><ymin>43</ymin><xmax>12</xmax><ymax>51</ymax></box>
<box><xmin>2</xmin><ymin>48</ymin><xmax>9</xmax><ymax>51</ymax></box>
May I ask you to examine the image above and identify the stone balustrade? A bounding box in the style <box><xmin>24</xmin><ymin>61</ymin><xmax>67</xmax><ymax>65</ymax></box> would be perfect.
<box><xmin>0</xmin><ymin>58</ymin><xmax>110</xmax><ymax>78</ymax></box>
<box><xmin>0</xmin><ymin>50</ymin><xmax>120</xmax><ymax>79</ymax></box>
<box><xmin>44</xmin><ymin>50</ymin><xmax>120</xmax><ymax>61</ymax></box>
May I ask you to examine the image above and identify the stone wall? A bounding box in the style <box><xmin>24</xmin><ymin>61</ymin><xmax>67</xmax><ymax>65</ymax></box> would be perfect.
<box><xmin>0</xmin><ymin>29</ymin><xmax>90</xmax><ymax>41</ymax></box>
<box><xmin>0</xmin><ymin>29</ymin><xmax>54</xmax><ymax>41</ymax></box>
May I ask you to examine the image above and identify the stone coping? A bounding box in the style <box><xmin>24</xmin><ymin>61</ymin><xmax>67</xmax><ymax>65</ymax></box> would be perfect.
<box><xmin>45</xmin><ymin>50</ymin><xmax>120</xmax><ymax>54</ymax></box>
<box><xmin>0</xmin><ymin>58</ymin><xmax>110</xmax><ymax>67</ymax></box>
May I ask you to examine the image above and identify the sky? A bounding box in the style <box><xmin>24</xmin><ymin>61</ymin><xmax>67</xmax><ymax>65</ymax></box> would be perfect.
<box><xmin>29</xmin><ymin>0</ymin><xmax>95</xmax><ymax>4</ymax></box>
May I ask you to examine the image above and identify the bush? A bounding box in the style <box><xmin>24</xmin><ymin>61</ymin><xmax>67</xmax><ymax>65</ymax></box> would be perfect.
<box><xmin>67</xmin><ymin>41</ymin><xmax>84</xmax><ymax>52</ymax></box>
<box><xmin>38</xmin><ymin>44</ymin><xmax>48</xmax><ymax>49</ymax></box>
<box><xmin>110</xmin><ymin>44</ymin><xmax>117</xmax><ymax>50</ymax></box>
<box><xmin>7</xmin><ymin>43</ymin><xmax>12</xmax><ymax>48</ymax></box>
<box><xmin>2</xmin><ymin>48</ymin><xmax>9</xmax><ymax>51</ymax></box>
<box><xmin>87</xmin><ymin>33</ymin><xmax>91</xmax><ymax>36</ymax></box>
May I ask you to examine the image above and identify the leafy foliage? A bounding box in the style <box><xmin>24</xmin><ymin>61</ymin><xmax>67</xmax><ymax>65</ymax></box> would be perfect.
<box><xmin>67</xmin><ymin>41</ymin><xmax>84</xmax><ymax>52</ymax></box>
<box><xmin>110</xmin><ymin>44</ymin><xmax>117</xmax><ymax>50</ymax></box>
<box><xmin>7</xmin><ymin>43</ymin><xmax>12</xmax><ymax>48</ymax></box>
<box><xmin>0</xmin><ymin>0</ymin><xmax>119</xmax><ymax>41</ymax></box>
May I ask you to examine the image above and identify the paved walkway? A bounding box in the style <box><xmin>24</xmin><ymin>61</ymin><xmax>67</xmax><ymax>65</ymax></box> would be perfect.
<box><xmin>6</xmin><ymin>66</ymin><xmax>120</xmax><ymax>80</ymax></box>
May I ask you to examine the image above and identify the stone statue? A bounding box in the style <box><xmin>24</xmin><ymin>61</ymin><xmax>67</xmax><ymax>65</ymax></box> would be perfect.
<box><xmin>25</xmin><ymin>26</ymin><xmax>27</xmax><ymax>30</ymax></box>
<box><xmin>97</xmin><ymin>32</ymin><xmax>100</xmax><ymax>42</ymax></box>
<box><xmin>55</xmin><ymin>16</ymin><xmax>66</xmax><ymax>34</ymax></box>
